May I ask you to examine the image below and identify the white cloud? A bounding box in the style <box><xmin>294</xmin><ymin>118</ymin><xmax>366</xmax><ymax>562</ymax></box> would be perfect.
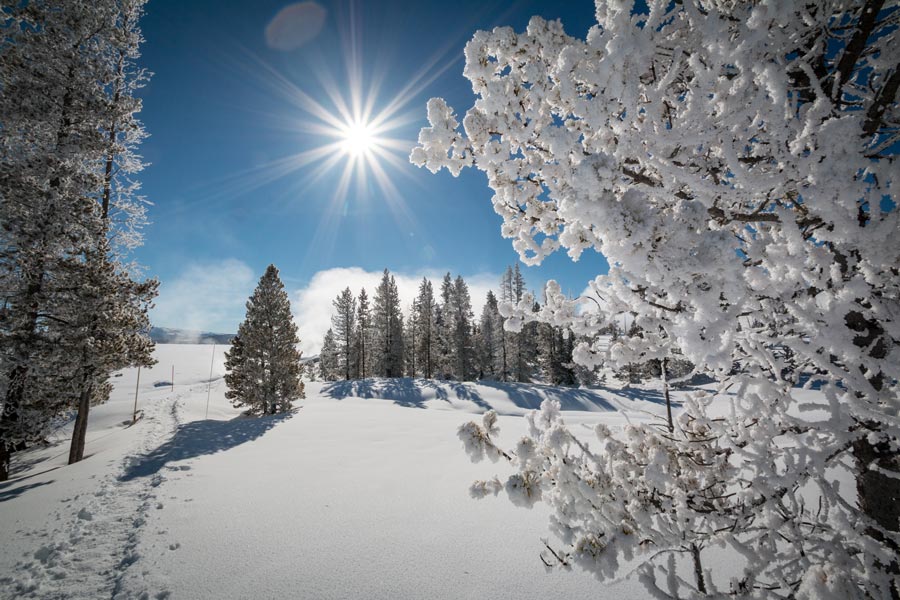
<box><xmin>154</xmin><ymin>263</ymin><xmax>503</xmax><ymax>356</ymax></box>
<box><xmin>152</xmin><ymin>259</ymin><xmax>256</xmax><ymax>334</ymax></box>
<box><xmin>293</xmin><ymin>267</ymin><xmax>500</xmax><ymax>357</ymax></box>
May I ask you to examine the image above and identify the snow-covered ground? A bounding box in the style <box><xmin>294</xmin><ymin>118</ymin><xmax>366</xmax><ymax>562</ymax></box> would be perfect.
<box><xmin>1</xmin><ymin>344</ymin><xmax>685</xmax><ymax>599</ymax></box>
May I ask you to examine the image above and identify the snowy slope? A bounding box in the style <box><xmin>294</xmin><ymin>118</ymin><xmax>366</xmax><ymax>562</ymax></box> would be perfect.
<box><xmin>0</xmin><ymin>344</ymin><xmax>678</xmax><ymax>599</ymax></box>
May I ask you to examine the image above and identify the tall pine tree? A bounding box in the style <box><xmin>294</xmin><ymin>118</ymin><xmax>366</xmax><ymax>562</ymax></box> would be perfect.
<box><xmin>331</xmin><ymin>287</ymin><xmax>355</xmax><ymax>381</ymax></box>
<box><xmin>0</xmin><ymin>0</ymin><xmax>155</xmax><ymax>478</ymax></box>
<box><xmin>450</xmin><ymin>276</ymin><xmax>475</xmax><ymax>380</ymax></box>
<box><xmin>477</xmin><ymin>291</ymin><xmax>503</xmax><ymax>380</ymax></box>
<box><xmin>319</xmin><ymin>328</ymin><xmax>339</xmax><ymax>381</ymax></box>
<box><xmin>372</xmin><ymin>269</ymin><xmax>404</xmax><ymax>377</ymax></box>
<box><xmin>414</xmin><ymin>278</ymin><xmax>436</xmax><ymax>379</ymax></box>
<box><xmin>352</xmin><ymin>288</ymin><xmax>371</xmax><ymax>378</ymax></box>
<box><xmin>224</xmin><ymin>265</ymin><xmax>303</xmax><ymax>415</ymax></box>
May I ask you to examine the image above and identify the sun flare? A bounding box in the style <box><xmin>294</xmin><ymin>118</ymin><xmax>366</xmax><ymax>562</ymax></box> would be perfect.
<box><xmin>217</xmin><ymin>17</ymin><xmax>461</xmax><ymax>254</ymax></box>
<box><xmin>339</xmin><ymin>121</ymin><xmax>377</xmax><ymax>156</ymax></box>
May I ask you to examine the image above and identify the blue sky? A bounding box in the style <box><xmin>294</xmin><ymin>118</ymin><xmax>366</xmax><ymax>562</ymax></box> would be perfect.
<box><xmin>137</xmin><ymin>0</ymin><xmax>609</xmax><ymax>342</ymax></box>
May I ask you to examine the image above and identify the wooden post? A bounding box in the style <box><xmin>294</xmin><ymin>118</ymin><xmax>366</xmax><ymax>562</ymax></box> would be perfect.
<box><xmin>171</xmin><ymin>365</ymin><xmax>174</xmax><ymax>393</ymax></box>
<box><xmin>132</xmin><ymin>365</ymin><xmax>141</xmax><ymax>424</ymax></box>
<box><xmin>205</xmin><ymin>343</ymin><xmax>216</xmax><ymax>419</ymax></box>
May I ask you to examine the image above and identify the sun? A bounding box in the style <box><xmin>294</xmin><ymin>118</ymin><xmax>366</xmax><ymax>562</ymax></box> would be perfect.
<box><xmin>339</xmin><ymin>121</ymin><xmax>376</xmax><ymax>156</ymax></box>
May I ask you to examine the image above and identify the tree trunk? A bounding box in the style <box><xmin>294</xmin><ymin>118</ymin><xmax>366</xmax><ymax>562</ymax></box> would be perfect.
<box><xmin>68</xmin><ymin>380</ymin><xmax>92</xmax><ymax>464</ymax></box>
<box><xmin>691</xmin><ymin>544</ymin><xmax>706</xmax><ymax>595</ymax></box>
<box><xmin>0</xmin><ymin>271</ymin><xmax>45</xmax><ymax>482</ymax></box>
<box><xmin>847</xmin><ymin>310</ymin><xmax>900</xmax><ymax>597</ymax></box>
<box><xmin>0</xmin><ymin>439</ymin><xmax>10</xmax><ymax>481</ymax></box>
<box><xmin>853</xmin><ymin>436</ymin><xmax>900</xmax><ymax>599</ymax></box>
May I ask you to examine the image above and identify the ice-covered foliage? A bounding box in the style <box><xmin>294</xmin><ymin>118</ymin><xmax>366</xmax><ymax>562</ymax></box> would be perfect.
<box><xmin>416</xmin><ymin>1</ymin><xmax>899</xmax><ymax>597</ymax></box>
<box><xmin>0</xmin><ymin>0</ymin><xmax>157</xmax><ymax>477</ymax></box>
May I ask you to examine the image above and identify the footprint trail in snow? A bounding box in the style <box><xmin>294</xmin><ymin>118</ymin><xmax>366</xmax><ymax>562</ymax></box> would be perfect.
<box><xmin>1</xmin><ymin>390</ymin><xmax>195</xmax><ymax>600</ymax></box>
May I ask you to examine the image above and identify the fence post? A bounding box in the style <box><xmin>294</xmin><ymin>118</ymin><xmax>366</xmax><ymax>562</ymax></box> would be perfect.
<box><xmin>205</xmin><ymin>343</ymin><xmax>216</xmax><ymax>419</ymax></box>
<box><xmin>132</xmin><ymin>366</ymin><xmax>142</xmax><ymax>424</ymax></box>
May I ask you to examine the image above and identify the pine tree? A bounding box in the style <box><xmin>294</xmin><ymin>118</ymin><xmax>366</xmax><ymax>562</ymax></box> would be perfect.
<box><xmin>67</xmin><ymin>232</ymin><xmax>156</xmax><ymax>464</ymax></box>
<box><xmin>331</xmin><ymin>287</ymin><xmax>355</xmax><ymax>381</ymax></box>
<box><xmin>319</xmin><ymin>328</ymin><xmax>339</xmax><ymax>381</ymax></box>
<box><xmin>68</xmin><ymin>0</ymin><xmax>157</xmax><ymax>465</ymax></box>
<box><xmin>223</xmin><ymin>333</ymin><xmax>246</xmax><ymax>404</ymax></box>
<box><xmin>436</xmin><ymin>273</ymin><xmax>454</xmax><ymax>378</ymax></box>
<box><xmin>414</xmin><ymin>278</ymin><xmax>436</xmax><ymax>379</ymax></box>
<box><xmin>225</xmin><ymin>265</ymin><xmax>303</xmax><ymax>415</ymax></box>
<box><xmin>497</xmin><ymin>265</ymin><xmax>533</xmax><ymax>382</ymax></box>
<box><xmin>404</xmin><ymin>301</ymin><xmax>418</xmax><ymax>377</ymax></box>
<box><xmin>372</xmin><ymin>269</ymin><xmax>404</xmax><ymax>377</ymax></box>
<box><xmin>0</xmin><ymin>0</ymin><xmax>155</xmax><ymax>478</ymax></box>
<box><xmin>539</xmin><ymin>323</ymin><xmax>575</xmax><ymax>386</ymax></box>
<box><xmin>352</xmin><ymin>288</ymin><xmax>371</xmax><ymax>379</ymax></box>
<box><xmin>477</xmin><ymin>291</ymin><xmax>503</xmax><ymax>380</ymax></box>
<box><xmin>450</xmin><ymin>276</ymin><xmax>475</xmax><ymax>380</ymax></box>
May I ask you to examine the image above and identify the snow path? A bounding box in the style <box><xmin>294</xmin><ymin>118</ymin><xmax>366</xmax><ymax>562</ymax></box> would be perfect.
<box><xmin>1</xmin><ymin>392</ymin><xmax>185</xmax><ymax>599</ymax></box>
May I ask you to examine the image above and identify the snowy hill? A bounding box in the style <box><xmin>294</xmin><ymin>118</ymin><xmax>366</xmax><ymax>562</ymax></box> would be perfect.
<box><xmin>0</xmin><ymin>344</ymin><xmax>683</xmax><ymax>599</ymax></box>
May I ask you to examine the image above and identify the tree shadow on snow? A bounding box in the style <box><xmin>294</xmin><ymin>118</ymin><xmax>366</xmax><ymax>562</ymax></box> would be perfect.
<box><xmin>478</xmin><ymin>380</ymin><xmax>623</xmax><ymax>412</ymax></box>
<box><xmin>118</xmin><ymin>411</ymin><xmax>293</xmax><ymax>482</ymax></box>
<box><xmin>604</xmin><ymin>385</ymin><xmax>680</xmax><ymax>407</ymax></box>
<box><xmin>321</xmin><ymin>378</ymin><xmax>493</xmax><ymax>411</ymax></box>
<box><xmin>0</xmin><ymin>479</ymin><xmax>54</xmax><ymax>503</ymax></box>
<box><xmin>322</xmin><ymin>378</ymin><xmax>643</xmax><ymax>414</ymax></box>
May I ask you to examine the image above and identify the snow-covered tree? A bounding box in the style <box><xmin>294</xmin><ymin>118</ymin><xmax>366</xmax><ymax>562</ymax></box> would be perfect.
<box><xmin>498</xmin><ymin>265</ymin><xmax>534</xmax><ymax>381</ymax></box>
<box><xmin>435</xmin><ymin>273</ymin><xmax>455</xmax><ymax>378</ymax></box>
<box><xmin>413</xmin><ymin>1</ymin><xmax>899</xmax><ymax>597</ymax></box>
<box><xmin>319</xmin><ymin>328</ymin><xmax>339</xmax><ymax>382</ymax></box>
<box><xmin>225</xmin><ymin>265</ymin><xmax>303</xmax><ymax>415</ymax></box>
<box><xmin>372</xmin><ymin>269</ymin><xmax>404</xmax><ymax>377</ymax></box>
<box><xmin>476</xmin><ymin>291</ymin><xmax>503</xmax><ymax>379</ymax></box>
<box><xmin>403</xmin><ymin>301</ymin><xmax>418</xmax><ymax>377</ymax></box>
<box><xmin>66</xmin><ymin>232</ymin><xmax>156</xmax><ymax>464</ymax></box>
<box><xmin>353</xmin><ymin>288</ymin><xmax>371</xmax><ymax>379</ymax></box>
<box><xmin>414</xmin><ymin>278</ymin><xmax>437</xmax><ymax>378</ymax></box>
<box><xmin>539</xmin><ymin>322</ymin><xmax>574</xmax><ymax>386</ymax></box>
<box><xmin>0</xmin><ymin>0</ymin><xmax>155</xmax><ymax>478</ymax></box>
<box><xmin>449</xmin><ymin>275</ymin><xmax>476</xmax><ymax>380</ymax></box>
<box><xmin>223</xmin><ymin>332</ymin><xmax>246</xmax><ymax>402</ymax></box>
<box><xmin>331</xmin><ymin>287</ymin><xmax>356</xmax><ymax>381</ymax></box>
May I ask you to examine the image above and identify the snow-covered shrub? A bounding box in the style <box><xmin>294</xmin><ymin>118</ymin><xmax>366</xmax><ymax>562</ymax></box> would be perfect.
<box><xmin>415</xmin><ymin>1</ymin><xmax>899</xmax><ymax>597</ymax></box>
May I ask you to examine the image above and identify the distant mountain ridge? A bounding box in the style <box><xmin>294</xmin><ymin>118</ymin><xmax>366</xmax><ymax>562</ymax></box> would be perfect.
<box><xmin>149</xmin><ymin>327</ymin><xmax>234</xmax><ymax>345</ymax></box>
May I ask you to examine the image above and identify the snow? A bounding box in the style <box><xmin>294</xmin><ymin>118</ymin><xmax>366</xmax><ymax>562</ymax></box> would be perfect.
<box><xmin>0</xmin><ymin>344</ymin><xmax>683</xmax><ymax>599</ymax></box>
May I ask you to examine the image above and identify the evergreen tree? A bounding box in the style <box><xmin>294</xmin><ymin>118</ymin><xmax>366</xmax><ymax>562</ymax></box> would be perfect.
<box><xmin>67</xmin><ymin>232</ymin><xmax>156</xmax><ymax>464</ymax></box>
<box><xmin>414</xmin><ymin>278</ymin><xmax>436</xmax><ymax>379</ymax></box>
<box><xmin>436</xmin><ymin>273</ymin><xmax>454</xmax><ymax>378</ymax></box>
<box><xmin>539</xmin><ymin>323</ymin><xmax>575</xmax><ymax>386</ymax></box>
<box><xmin>477</xmin><ymin>291</ymin><xmax>503</xmax><ymax>380</ymax></box>
<box><xmin>450</xmin><ymin>276</ymin><xmax>475</xmax><ymax>380</ymax></box>
<box><xmin>224</xmin><ymin>265</ymin><xmax>303</xmax><ymax>415</ymax></box>
<box><xmin>0</xmin><ymin>0</ymin><xmax>155</xmax><ymax>478</ymax></box>
<box><xmin>223</xmin><ymin>333</ymin><xmax>246</xmax><ymax>404</ymax></box>
<box><xmin>331</xmin><ymin>287</ymin><xmax>355</xmax><ymax>380</ymax></box>
<box><xmin>498</xmin><ymin>265</ymin><xmax>534</xmax><ymax>382</ymax></box>
<box><xmin>372</xmin><ymin>269</ymin><xmax>404</xmax><ymax>377</ymax></box>
<box><xmin>319</xmin><ymin>328</ymin><xmax>339</xmax><ymax>381</ymax></box>
<box><xmin>352</xmin><ymin>288</ymin><xmax>371</xmax><ymax>379</ymax></box>
<box><xmin>404</xmin><ymin>301</ymin><xmax>418</xmax><ymax>377</ymax></box>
